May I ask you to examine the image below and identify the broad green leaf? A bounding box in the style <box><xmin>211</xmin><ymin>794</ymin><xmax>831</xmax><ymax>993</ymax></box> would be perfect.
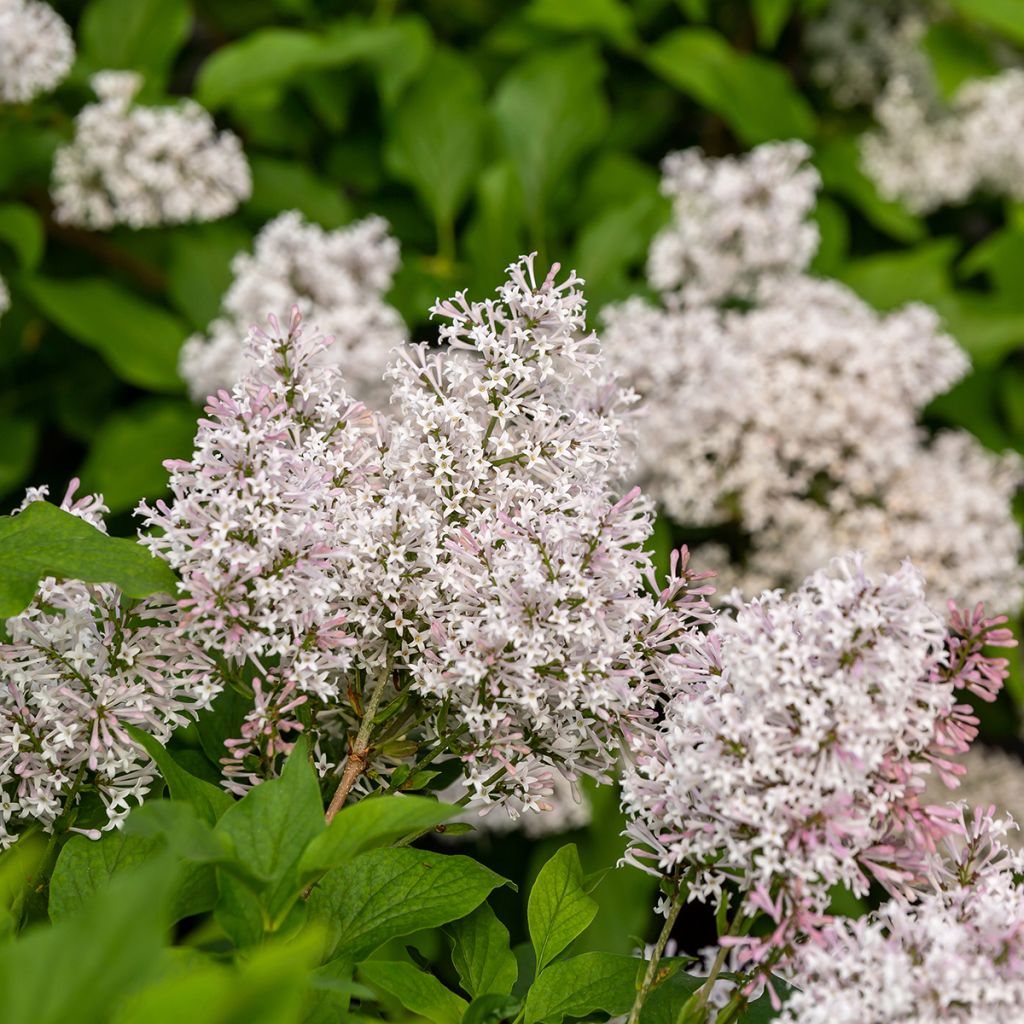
<box><xmin>0</xmin><ymin>417</ymin><xmax>38</xmax><ymax>498</ymax></box>
<box><xmin>464</xmin><ymin>161</ymin><xmax>526</xmax><ymax>296</ymax></box>
<box><xmin>167</xmin><ymin>223</ymin><xmax>251</xmax><ymax>331</ymax></box>
<box><xmin>309</xmin><ymin>848</ymin><xmax>508</xmax><ymax>962</ymax></box>
<box><xmin>79</xmin><ymin>400</ymin><xmax>199</xmax><ymax>513</ymax></box>
<box><xmin>22</xmin><ymin>277</ymin><xmax>186</xmax><ymax>392</ymax></box>
<box><xmin>523</xmin><ymin>0</ymin><xmax>637</xmax><ymax>47</ymax></box>
<box><xmin>493</xmin><ymin>46</ymin><xmax>610</xmax><ymax>241</ymax></box>
<box><xmin>0</xmin><ymin>204</ymin><xmax>44</xmax><ymax>269</ymax></box>
<box><xmin>448</xmin><ymin>902</ymin><xmax>518</xmax><ymax>999</ymax></box>
<box><xmin>525</xmin><ymin>953</ymin><xmax>640</xmax><ymax>1024</ymax></box>
<box><xmin>528</xmin><ymin>845</ymin><xmax>598</xmax><ymax>972</ymax></box>
<box><xmin>50</xmin><ymin>832</ymin><xmax>163</xmax><ymax>922</ymax></box>
<box><xmin>922</xmin><ymin>22</ymin><xmax>1000</xmax><ymax>99</ymax></box>
<box><xmin>934</xmin><ymin>293</ymin><xmax>1024</xmax><ymax>369</ymax></box>
<box><xmin>463</xmin><ymin>994</ymin><xmax>523</xmax><ymax>1024</ymax></box>
<box><xmin>0</xmin><ymin>860</ymin><xmax>172</xmax><ymax>1024</ymax></box>
<box><xmin>385</xmin><ymin>50</ymin><xmax>486</xmax><ymax>255</ymax></box>
<box><xmin>637</xmin><ymin>968</ymin><xmax>706</xmax><ymax>1024</ymax></box>
<box><xmin>815</xmin><ymin>138</ymin><xmax>925</xmax><ymax>243</ymax></box>
<box><xmin>299</xmin><ymin>795</ymin><xmax>458</xmax><ymax>878</ymax></box>
<box><xmin>0</xmin><ymin>501</ymin><xmax>177</xmax><ymax>618</ymax></box>
<box><xmin>647</xmin><ymin>28</ymin><xmax>814</xmax><ymax>145</ymax></box>
<box><xmin>960</xmin><ymin>227</ymin><xmax>1024</xmax><ymax>295</ymax></box>
<box><xmin>126</xmin><ymin>728</ymin><xmax>234</xmax><ymax>825</ymax></box>
<box><xmin>248</xmin><ymin>156</ymin><xmax>352</xmax><ymax>229</ymax></box>
<box><xmin>215</xmin><ymin>738</ymin><xmax>324</xmax><ymax>925</ymax></box>
<box><xmin>359</xmin><ymin>961</ymin><xmax>467</xmax><ymax>1024</ymax></box>
<box><xmin>80</xmin><ymin>0</ymin><xmax>191</xmax><ymax>75</ymax></box>
<box><xmin>752</xmin><ymin>0</ymin><xmax>794</xmax><ymax>48</ymax></box>
<box><xmin>952</xmin><ymin>0</ymin><xmax>1024</xmax><ymax>45</ymax></box>
<box><xmin>838</xmin><ymin>239</ymin><xmax>956</xmax><ymax>309</ymax></box>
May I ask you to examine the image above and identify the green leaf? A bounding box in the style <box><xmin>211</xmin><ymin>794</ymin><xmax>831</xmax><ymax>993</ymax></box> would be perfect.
<box><xmin>299</xmin><ymin>795</ymin><xmax>458</xmax><ymax>878</ymax></box>
<box><xmin>167</xmin><ymin>223</ymin><xmax>251</xmax><ymax>331</ymax></box>
<box><xmin>838</xmin><ymin>239</ymin><xmax>956</xmax><ymax>309</ymax></box>
<box><xmin>637</xmin><ymin>968</ymin><xmax>705</xmax><ymax>1024</ymax></box>
<box><xmin>752</xmin><ymin>0</ymin><xmax>794</xmax><ymax>48</ymax></box>
<box><xmin>359</xmin><ymin>961</ymin><xmax>467</xmax><ymax>1024</ymax></box>
<box><xmin>215</xmin><ymin>738</ymin><xmax>324</xmax><ymax>927</ymax></box>
<box><xmin>815</xmin><ymin>138</ymin><xmax>925</xmax><ymax>243</ymax></box>
<box><xmin>922</xmin><ymin>22</ymin><xmax>1000</xmax><ymax>100</ymax></box>
<box><xmin>0</xmin><ymin>860</ymin><xmax>172</xmax><ymax>1024</ymax></box>
<box><xmin>308</xmin><ymin>848</ymin><xmax>508</xmax><ymax>962</ymax></box>
<box><xmin>21</xmin><ymin>277</ymin><xmax>186</xmax><ymax>392</ymax></box>
<box><xmin>80</xmin><ymin>0</ymin><xmax>192</xmax><ymax>75</ymax></box>
<box><xmin>79</xmin><ymin>400</ymin><xmax>199</xmax><ymax>513</ymax></box>
<box><xmin>0</xmin><ymin>501</ymin><xmax>177</xmax><ymax>618</ymax></box>
<box><xmin>126</xmin><ymin>728</ymin><xmax>234</xmax><ymax>826</ymax></box>
<box><xmin>951</xmin><ymin>0</ymin><xmax>1024</xmax><ymax>46</ymax></box>
<box><xmin>493</xmin><ymin>45</ymin><xmax>610</xmax><ymax>239</ymax></box>
<box><xmin>448</xmin><ymin>902</ymin><xmax>518</xmax><ymax>999</ymax></box>
<box><xmin>525</xmin><ymin>953</ymin><xmax>640</xmax><ymax>1024</ymax></box>
<box><xmin>463</xmin><ymin>993</ymin><xmax>523</xmax><ymax>1024</ymax></box>
<box><xmin>385</xmin><ymin>50</ymin><xmax>486</xmax><ymax>254</ymax></box>
<box><xmin>961</xmin><ymin>226</ymin><xmax>1024</xmax><ymax>295</ymax></box>
<box><xmin>0</xmin><ymin>417</ymin><xmax>38</xmax><ymax>499</ymax></box>
<box><xmin>528</xmin><ymin>845</ymin><xmax>598</xmax><ymax>973</ymax></box>
<box><xmin>464</xmin><ymin>161</ymin><xmax>525</xmax><ymax>296</ymax></box>
<box><xmin>523</xmin><ymin>0</ymin><xmax>637</xmax><ymax>47</ymax></box>
<box><xmin>49</xmin><ymin>832</ymin><xmax>163</xmax><ymax>923</ymax></box>
<box><xmin>248</xmin><ymin>156</ymin><xmax>352</xmax><ymax>229</ymax></box>
<box><xmin>646</xmin><ymin>28</ymin><xmax>814</xmax><ymax>145</ymax></box>
<box><xmin>0</xmin><ymin>204</ymin><xmax>44</xmax><ymax>269</ymax></box>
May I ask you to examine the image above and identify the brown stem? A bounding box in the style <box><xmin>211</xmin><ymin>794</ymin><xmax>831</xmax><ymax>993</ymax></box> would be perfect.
<box><xmin>626</xmin><ymin>879</ymin><xmax>685</xmax><ymax>1024</ymax></box>
<box><xmin>324</xmin><ymin>657</ymin><xmax>391</xmax><ymax>824</ymax></box>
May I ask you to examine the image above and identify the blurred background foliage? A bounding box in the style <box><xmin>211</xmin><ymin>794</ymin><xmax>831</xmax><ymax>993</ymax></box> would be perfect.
<box><xmin>4</xmin><ymin>0</ymin><xmax>1024</xmax><ymax>953</ymax></box>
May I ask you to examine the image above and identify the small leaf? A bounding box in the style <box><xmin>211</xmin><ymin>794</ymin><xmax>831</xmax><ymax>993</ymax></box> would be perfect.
<box><xmin>299</xmin><ymin>795</ymin><xmax>458</xmax><ymax>878</ymax></box>
<box><xmin>359</xmin><ymin>961</ymin><xmax>467</xmax><ymax>1024</ymax></box>
<box><xmin>309</xmin><ymin>848</ymin><xmax>508</xmax><ymax>962</ymax></box>
<box><xmin>0</xmin><ymin>501</ymin><xmax>177</xmax><ymax>618</ymax></box>
<box><xmin>448</xmin><ymin>902</ymin><xmax>518</xmax><ymax>999</ymax></box>
<box><xmin>646</xmin><ymin>28</ymin><xmax>814</xmax><ymax>145</ymax></box>
<box><xmin>126</xmin><ymin>728</ymin><xmax>234</xmax><ymax>825</ymax></box>
<box><xmin>528</xmin><ymin>845</ymin><xmax>598</xmax><ymax>973</ymax></box>
<box><xmin>22</xmin><ymin>277</ymin><xmax>186</xmax><ymax>392</ymax></box>
<box><xmin>752</xmin><ymin>0</ymin><xmax>794</xmax><ymax>48</ymax></box>
<box><xmin>0</xmin><ymin>204</ymin><xmax>44</xmax><ymax>269</ymax></box>
<box><xmin>525</xmin><ymin>953</ymin><xmax>641</xmax><ymax>1024</ymax></box>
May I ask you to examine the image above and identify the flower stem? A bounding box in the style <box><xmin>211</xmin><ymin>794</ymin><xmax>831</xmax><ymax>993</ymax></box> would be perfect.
<box><xmin>325</xmin><ymin>656</ymin><xmax>392</xmax><ymax>823</ymax></box>
<box><xmin>627</xmin><ymin>879</ymin><xmax>685</xmax><ymax>1024</ymax></box>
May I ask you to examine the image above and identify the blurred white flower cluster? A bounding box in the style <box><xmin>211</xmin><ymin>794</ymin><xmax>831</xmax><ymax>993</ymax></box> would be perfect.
<box><xmin>0</xmin><ymin>484</ymin><xmax>215</xmax><ymax>848</ymax></box>
<box><xmin>603</xmin><ymin>142</ymin><xmax>1024</xmax><ymax>611</ymax></box>
<box><xmin>805</xmin><ymin>0</ymin><xmax>935</xmax><ymax>108</ymax></box>
<box><xmin>143</xmin><ymin>259</ymin><xmax>713</xmax><ymax>814</ymax></box>
<box><xmin>863</xmin><ymin>70</ymin><xmax>1024</xmax><ymax>212</ymax></box>
<box><xmin>0</xmin><ymin>0</ymin><xmax>74</xmax><ymax>104</ymax></box>
<box><xmin>781</xmin><ymin>808</ymin><xmax>1024</xmax><ymax>1023</ymax></box>
<box><xmin>179</xmin><ymin>211</ymin><xmax>406</xmax><ymax>406</ymax></box>
<box><xmin>51</xmin><ymin>71</ymin><xmax>251</xmax><ymax>230</ymax></box>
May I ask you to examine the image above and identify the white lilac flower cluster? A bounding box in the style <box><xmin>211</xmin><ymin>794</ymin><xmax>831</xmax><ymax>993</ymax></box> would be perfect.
<box><xmin>51</xmin><ymin>71</ymin><xmax>251</xmax><ymax>230</ymax></box>
<box><xmin>0</xmin><ymin>0</ymin><xmax>74</xmax><ymax>104</ymax></box>
<box><xmin>602</xmin><ymin>142</ymin><xmax>1024</xmax><ymax>612</ymax></box>
<box><xmin>781</xmin><ymin>808</ymin><xmax>1024</xmax><ymax>1023</ymax></box>
<box><xmin>804</xmin><ymin>0</ymin><xmax>936</xmax><ymax>108</ymax></box>
<box><xmin>863</xmin><ymin>70</ymin><xmax>1024</xmax><ymax>213</ymax></box>
<box><xmin>0</xmin><ymin>484</ymin><xmax>215</xmax><ymax>848</ymax></box>
<box><xmin>646</xmin><ymin>142</ymin><xmax>820</xmax><ymax>307</ymax></box>
<box><xmin>621</xmin><ymin>554</ymin><xmax>1015</xmax><ymax>985</ymax></box>
<box><xmin>179</xmin><ymin>212</ymin><xmax>406</xmax><ymax>407</ymax></box>
<box><xmin>142</xmin><ymin>259</ymin><xmax>714</xmax><ymax>813</ymax></box>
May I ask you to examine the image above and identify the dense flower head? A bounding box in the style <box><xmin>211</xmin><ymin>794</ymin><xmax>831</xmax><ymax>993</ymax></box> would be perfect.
<box><xmin>0</xmin><ymin>0</ymin><xmax>74</xmax><ymax>104</ymax></box>
<box><xmin>0</xmin><ymin>483</ymin><xmax>215</xmax><ymax>848</ymax></box>
<box><xmin>622</xmin><ymin>555</ymin><xmax>1015</xmax><ymax>975</ymax></box>
<box><xmin>804</xmin><ymin>0</ymin><xmax>935</xmax><ymax>108</ymax></box>
<box><xmin>781</xmin><ymin>807</ymin><xmax>1024</xmax><ymax>1023</ymax></box>
<box><xmin>179</xmin><ymin>212</ymin><xmax>406</xmax><ymax>406</ymax></box>
<box><xmin>143</xmin><ymin>258</ymin><xmax>712</xmax><ymax>810</ymax></box>
<box><xmin>51</xmin><ymin>71</ymin><xmax>251</xmax><ymax>230</ymax></box>
<box><xmin>603</xmin><ymin>144</ymin><xmax>1023</xmax><ymax>612</ymax></box>
<box><xmin>863</xmin><ymin>69</ymin><xmax>1024</xmax><ymax>213</ymax></box>
<box><xmin>647</xmin><ymin>141</ymin><xmax>820</xmax><ymax>306</ymax></box>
